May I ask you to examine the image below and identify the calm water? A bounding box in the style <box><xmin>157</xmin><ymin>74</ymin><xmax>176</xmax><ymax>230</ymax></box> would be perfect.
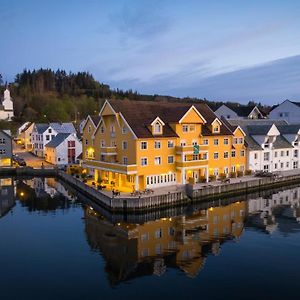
<box><xmin>1</xmin><ymin>178</ymin><xmax>300</xmax><ymax>300</ymax></box>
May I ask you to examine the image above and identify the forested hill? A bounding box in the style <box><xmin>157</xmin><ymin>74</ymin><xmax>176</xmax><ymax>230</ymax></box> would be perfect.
<box><xmin>0</xmin><ymin>69</ymin><xmax>269</xmax><ymax>123</ymax></box>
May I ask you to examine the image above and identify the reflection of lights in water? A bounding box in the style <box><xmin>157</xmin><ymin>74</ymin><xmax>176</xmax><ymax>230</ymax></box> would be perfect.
<box><xmin>209</xmin><ymin>207</ymin><xmax>213</xmax><ymax>211</ymax></box>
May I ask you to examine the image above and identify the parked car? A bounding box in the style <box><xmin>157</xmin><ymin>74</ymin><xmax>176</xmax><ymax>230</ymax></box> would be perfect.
<box><xmin>254</xmin><ymin>171</ymin><xmax>275</xmax><ymax>178</ymax></box>
<box><xmin>14</xmin><ymin>156</ymin><xmax>27</xmax><ymax>167</ymax></box>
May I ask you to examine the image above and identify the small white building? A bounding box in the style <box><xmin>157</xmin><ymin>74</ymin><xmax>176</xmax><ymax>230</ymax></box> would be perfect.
<box><xmin>215</xmin><ymin>104</ymin><xmax>265</xmax><ymax>120</ymax></box>
<box><xmin>44</xmin><ymin>133</ymin><xmax>82</xmax><ymax>165</ymax></box>
<box><xmin>18</xmin><ymin>122</ymin><xmax>35</xmax><ymax>150</ymax></box>
<box><xmin>227</xmin><ymin>119</ymin><xmax>299</xmax><ymax>173</ymax></box>
<box><xmin>0</xmin><ymin>88</ymin><xmax>14</xmax><ymax>121</ymax></box>
<box><xmin>269</xmin><ymin>100</ymin><xmax>300</xmax><ymax>124</ymax></box>
<box><xmin>31</xmin><ymin>122</ymin><xmax>76</xmax><ymax>157</ymax></box>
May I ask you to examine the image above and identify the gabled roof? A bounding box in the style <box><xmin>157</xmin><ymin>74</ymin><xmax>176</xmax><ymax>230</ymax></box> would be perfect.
<box><xmin>291</xmin><ymin>101</ymin><xmax>300</xmax><ymax>107</ymax></box>
<box><xmin>108</xmin><ymin>99</ymin><xmax>232</xmax><ymax>138</ymax></box>
<box><xmin>45</xmin><ymin>133</ymin><xmax>71</xmax><ymax>148</ymax></box>
<box><xmin>49</xmin><ymin>122</ymin><xmax>76</xmax><ymax>134</ymax></box>
<box><xmin>273</xmin><ymin>136</ymin><xmax>293</xmax><ymax>149</ymax></box>
<box><xmin>277</xmin><ymin>124</ymin><xmax>300</xmax><ymax>135</ymax></box>
<box><xmin>35</xmin><ymin>123</ymin><xmax>50</xmax><ymax>134</ymax></box>
<box><xmin>0</xmin><ymin>129</ymin><xmax>12</xmax><ymax>138</ymax></box>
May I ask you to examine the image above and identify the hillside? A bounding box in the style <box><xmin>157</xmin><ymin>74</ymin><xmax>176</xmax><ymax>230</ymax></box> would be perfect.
<box><xmin>0</xmin><ymin>69</ymin><xmax>270</xmax><ymax>125</ymax></box>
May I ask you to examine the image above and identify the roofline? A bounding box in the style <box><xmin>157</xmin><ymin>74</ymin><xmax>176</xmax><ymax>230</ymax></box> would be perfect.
<box><xmin>178</xmin><ymin>105</ymin><xmax>207</xmax><ymax>124</ymax></box>
<box><xmin>150</xmin><ymin>116</ymin><xmax>165</xmax><ymax>126</ymax></box>
<box><xmin>82</xmin><ymin>115</ymin><xmax>97</xmax><ymax>131</ymax></box>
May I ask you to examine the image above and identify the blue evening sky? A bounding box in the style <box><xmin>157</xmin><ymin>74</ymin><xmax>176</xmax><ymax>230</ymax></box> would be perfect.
<box><xmin>1</xmin><ymin>0</ymin><xmax>300</xmax><ymax>104</ymax></box>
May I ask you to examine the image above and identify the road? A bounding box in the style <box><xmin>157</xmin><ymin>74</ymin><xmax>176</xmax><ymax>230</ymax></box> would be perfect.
<box><xmin>13</xmin><ymin>141</ymin><xmax>52</xmax><ymax>168</ymax></box>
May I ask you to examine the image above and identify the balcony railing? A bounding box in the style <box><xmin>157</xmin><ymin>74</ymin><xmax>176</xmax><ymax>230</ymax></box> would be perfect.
<box><xmin>176</xmin><ymin>159</ymin><xmax>208</xmax><ymax>168</ymax></box>
<box><xmin>175</xmin><ymin>144</ymin><xmax>209</xmax><ymax>154</ymax></box>
<box><xmin>100</xmin><ymin>146</ymin><xmax>117</xmax><ymax>155</ymax></box>
<box><xmin>84</xmin><ymin>159</ymin><xmax>137</xmax><ymax>174</ymax></box>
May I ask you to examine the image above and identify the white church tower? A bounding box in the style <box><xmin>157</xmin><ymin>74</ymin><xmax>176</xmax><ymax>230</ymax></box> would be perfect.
<box><xmin>0</xmin><ymin>88</ymin><xmax>14</xmax><ymax>121</ymax></box>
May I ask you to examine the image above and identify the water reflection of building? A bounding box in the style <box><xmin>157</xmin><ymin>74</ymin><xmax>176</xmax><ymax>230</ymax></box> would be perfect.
<box><xmin>84</xmin><ymin>201</ymin><xmax>246</xmax><ymax>284</ymax></box>
<box><xmin>24</xmin><ymin>177</ymin><xmax>76</xmax><ymax>201</ymax></box>
<box><xmin>0</xmin><ymin>178</ymin><xmax>15</xmax><ymax>217</ymax></box>
<box><xmin>247</xmin><ymin>187</ymin><xmax>300</xmax><ymax>234</ymax></box>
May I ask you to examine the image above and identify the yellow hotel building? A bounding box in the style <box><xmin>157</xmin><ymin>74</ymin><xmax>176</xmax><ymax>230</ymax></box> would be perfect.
<box><xmin>82</xmin><ymin>100</ymin><xmax>246</xmax><ymax>192</ymax></box>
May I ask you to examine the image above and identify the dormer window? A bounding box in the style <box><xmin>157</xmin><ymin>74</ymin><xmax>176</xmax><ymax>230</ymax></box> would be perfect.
<box><xmin>154</xmin><ymin>122</ymin><xmax>162</xmax><ymax>134</ymax></box>
<box><xmin>213</xmin><ymin>126</ymin><xmax>220</xmax><ymax>133</ymax></box>
<box><xmin>151</xmin><ymin>117</ymin><xmax>165</xmax><ymax>135</ymax></box>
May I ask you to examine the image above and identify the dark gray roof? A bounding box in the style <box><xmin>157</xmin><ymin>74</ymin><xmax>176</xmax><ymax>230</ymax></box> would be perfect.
<box><xmin>273</xmin><ymin>136</ymin><xmax>293</xmax><ymax>149</ymax></box>
<box><xmin>35</xmin><ymin>123</ymin><xmax>49</xmax><ymax>134</ymax></box>
<box><xmin>49</xmin><ymin>122</ymin><xmax>76</xmax><ymax>134</ymax></box>
<box><xmin>277</xmin><ymin>124</ymin><xmax>300</xmax><ymax>135</ymax></box>
<box><xmin>227</xmin><ymin>119</ymin><xmax>287</xmax><ymax>127</ymax></box>
<box><xmin>291</xmin><ymin>101</ymin><xmax>300</xmax><ymax>108</ymax></box>
<box><xmin>45</xmin><ymin>133</ymin><xmax>71</xmax><ymax>148</ymax></box>
<box><xmin>246</xmin><ymin>125</ymin><xmax>273</xmax><ymax>135</ymax></box>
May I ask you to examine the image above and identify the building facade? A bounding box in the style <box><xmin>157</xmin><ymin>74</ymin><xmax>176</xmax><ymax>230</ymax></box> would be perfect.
<box><xmin>0</xmin><ymin>88</ymin><xmax>14</xmax><ymax>121</ymax></box>
<box><xmin>44</xmin><ymin>133</ymin><xmax>82</xmax><ymax>165</ymax></box>
<box><xmin>215</xmin><ymin>104</ymin><xmax>265</xmax><ymax>120</ymax></box>
<box><xmin>82</xmin><ymin>100</ymin><xmax>246</xmax><ymax>192</ymax></box>
<box><xmin>31</xmin><ymin>122</ymin><xmax>76</xmax><ymax>157</ymax></box>
<box><xmin>0</xmin><ymin>130</ymin><xmax>12</xmax><ymax>167</ymax></box>
<box><xmin>269</xmin><ymin>100</ymin><xmax>300</xmax><ymax>124</ymax></box>
<box><xmin>227</xmin><ymin>120</ymin><xmax>300</xmax><ymax>172</ymax></box>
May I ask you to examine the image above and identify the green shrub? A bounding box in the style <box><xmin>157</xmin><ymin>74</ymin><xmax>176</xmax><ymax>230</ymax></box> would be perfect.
<box><xmin>237</xmin><ymin>171</ymin><xmax>243</xmax><ymax>177</ymax></box>
<box><xmin>229</xmin><ymin>172</ymin><xmax>237</xmax><ymax>178</ymax></box>
<box><xmin>245</xmin><ymin>169</ymin><xmax>252</xmax><ymax>175</ymax></box>
<box><xmin>209</xmin><ymin>175</ymin><xmax>216</xmax><ymax>182</ymax></box>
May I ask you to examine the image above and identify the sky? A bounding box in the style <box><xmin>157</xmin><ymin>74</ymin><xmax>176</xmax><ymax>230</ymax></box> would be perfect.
<box><xmin>1</xmin><ymin>0</ymin><xmax>300</xmax><ymax>104</ymax></box>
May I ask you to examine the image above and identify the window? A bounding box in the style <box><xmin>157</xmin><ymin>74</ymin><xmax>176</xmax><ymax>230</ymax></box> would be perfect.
<box><xmin>214</xmin><ymin>152</ymin><xmax>219</xmax><ymax>159</ymax></box>
<box><xmin>274</xmin><ymin>163</ymin><xmax>278</xmax><ymax>170</ymax></box>
<box><xmin>168</xmin><ymin>140</ymin><xmax>174</xmax><ymax>148</ymax></box>
<box><xmin>231</xmin><ymin>165</ymin><xmax>236</xmax><ymax>172</ymax></box>
<box><xmin>202</xmin><ymin>152</ymin><xmax>208</xmax><ymax>160</ymax></box>
<box><xmin>141</xmin><ymin>157</ymin><xmax>148</xmax><ymax>166</ymax></box>
<box><xmin>214</xmin><ymin>168</ymin><xmax>219</xmax><ymax>176</ymax></box>
<box><xmin>294</xmin><ymin>150</ymin><xmax>298</xmax><ymax>158</ymax></box>
<box><xmin>46</xmin><ymin>135</ymin><xmax>50</xmax><ymax>141</ymax></box>
<box><xmin>281</xmin><ymin>151</ymin><xmax>284</xmax><ymax>157</ymax></box>
<box><xmin>48</xmin><ymin>128</ymin><xmax>52</xmax><ymax>133</ymax></box>
<box><xmin>240</xmin><ymin>150</ymin><xmax>245</xmax><ymax>157</ymax></box>
<box><xmin>182</xmin><ymin>125</ymin><xmax>189</xmax><ymax>132</ymax></box>
<box><xmin>0</xmin><ymin>138</ymin><xmax>5</xmax><ymax>144</ymax></box>
<box><xmin>141</xmin><ymin>141</ymin><xmax>147</xmax><ymax>150</ymax></box>
<box><xmin>203</xmin><ymin>139</ymin><xmax>209</xmax><ymax>145</ymax></box>
<box><xmin>224</xmin><ymin>138</ymin><xmax>229</xmax><ymax>145</ymax></box>
<box><xmin>168</xmin><ymin>156</ymin><xmax>174</xmax><ymax>164</ymax></box>
<box><xmin>224</xmin><ymin>152</ymin><xmax>229</xmax><ymax>159</ymax></box>
<box><xmin>190</xmin><ymin>125</ymin><xmax>195</xmax><ymax>132</ymax></box>
<box><xmin>233</xmin><ymin>138</ymin><xmax>238</xmax><ymax>144</ymax></box>
<box><xmin>213</xmin><ymin>139</ymin><xmax>219</xmax><ymax>145</ymax></box>
<box><xmin>100</xmin><ymin>126</ymin><xmax>104</xmax><ymax>134</ymax></box>
<box><xmin>154</xmin><ymin>141</ymin><xmax>161</xmax><ymax>149</ymax></box>
<box><xmin>68</xmin><ymin>141</ymin><xmax>75</xmax><ymax>147</ymax></box>
<box><xmin>154</xmin><ymin>122</ymin><xmax>162</xmax><ymax>134</ymax></box>
<box><xmin>264</xmin><ymin>152</ymin><xmax>270</xmax><ymax>161</ymax></box>
<box><xmin>293</xmin><ymin>161</ymin><xmax>298</xmax><ymax>169</ymax></box>
<box><xmin>254</xmin><ymin>153</ymin><xmax>258</xmax><ymax>159</ymax></box>
<box><xmin>155</xmin><ymin>229</ymin><xmax>162</xmax><ymax>239</ymax></box>
<box><xmin>224</xmin><ymin>167</ymin><xmax>229</xmax><ymax>174</ymax></box>
<box><xmin>100</xmin><ymin>140</ymin><xmax>105</xmax><ymax>147</ymax></box>
<box><xmin>231</xmin><ymin>150</ymin><xmax>236</xmax><ymax>158</ymax></box>
<box><xmin>122</xmin><ymin>126</ymin><xmax>127</xmax><ymax>134</ymax></box>
<box><xmin>122</xmin><ymin>141</ymin><xmax>128</xmax><ymax>150</ymax></box>
<box><xmin>286</xmin><ymin>150</ymin><xmax>289</xmax><ymax>156</ymax></box>
<box><xmin>213</xmin><ymin>126</ymin><xmax>219</xmax><ymax>132</ymax></box>
<box><xmin>85</xmin><ymin>139</ymin><xmax>88</xmax><ymax>145</ymax></box>
<box><xmin>88</xmin><ymin>126</ymin><xmax>91</xmax><ymax>133</ymax></box>
<box><xmin>238</xmin><ymin>138</ymin><xmax>243</xmax><ymax>144</ymax></box>
<box><xmin>192</xmin><ymin>140</ymin><xmax>198</xmax><ymax>146</ymax></box>
<box><xmin>274</xmin><ymin>151</ymin><xmax>278</xmax><ymax>158</ymax></box>
<box><xmin>123</xmin><ymin>157</ymin><xmax>128</xmax><ymax>165</ymax></box>
<box><xmin>286</xmin><ymin>162</ymin><xmax>289</xmax><ymax>168</ymax></box>
<box><xmin>154</xmin><ymin>156</ymin><xmax>161</xmax><ymax>165</ymax></box>
<box><xmin>180</xmin><ymin>140</ymin><xmax>186</xmax><ymax>146</ymax></box>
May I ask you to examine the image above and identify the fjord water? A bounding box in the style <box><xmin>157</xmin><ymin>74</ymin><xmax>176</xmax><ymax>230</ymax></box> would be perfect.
<box><xmin>1</xmin><ymin>178</ymin><xmax>300</xmax><ymax>300</ymax></box>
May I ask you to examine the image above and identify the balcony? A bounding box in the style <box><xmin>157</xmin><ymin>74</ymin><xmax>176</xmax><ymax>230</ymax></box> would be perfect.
<box><xmin>84</xmin><ymin>159</ymin><xmax>137</xmax><ymax>174</ymax></box>
<box><xmin>175</xmin><ymin>144</ymin><xmax>209</xmax><ymax>154</ymax></box>
<box><xmin>176</xmin><ymin>159</ymin><xmax>208</xmax><ymax>168</ymax></box>
<box><xmin>100</xmin><ymin>146</ymin><xmax>117</xmax><ymax>155</ymax></box>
